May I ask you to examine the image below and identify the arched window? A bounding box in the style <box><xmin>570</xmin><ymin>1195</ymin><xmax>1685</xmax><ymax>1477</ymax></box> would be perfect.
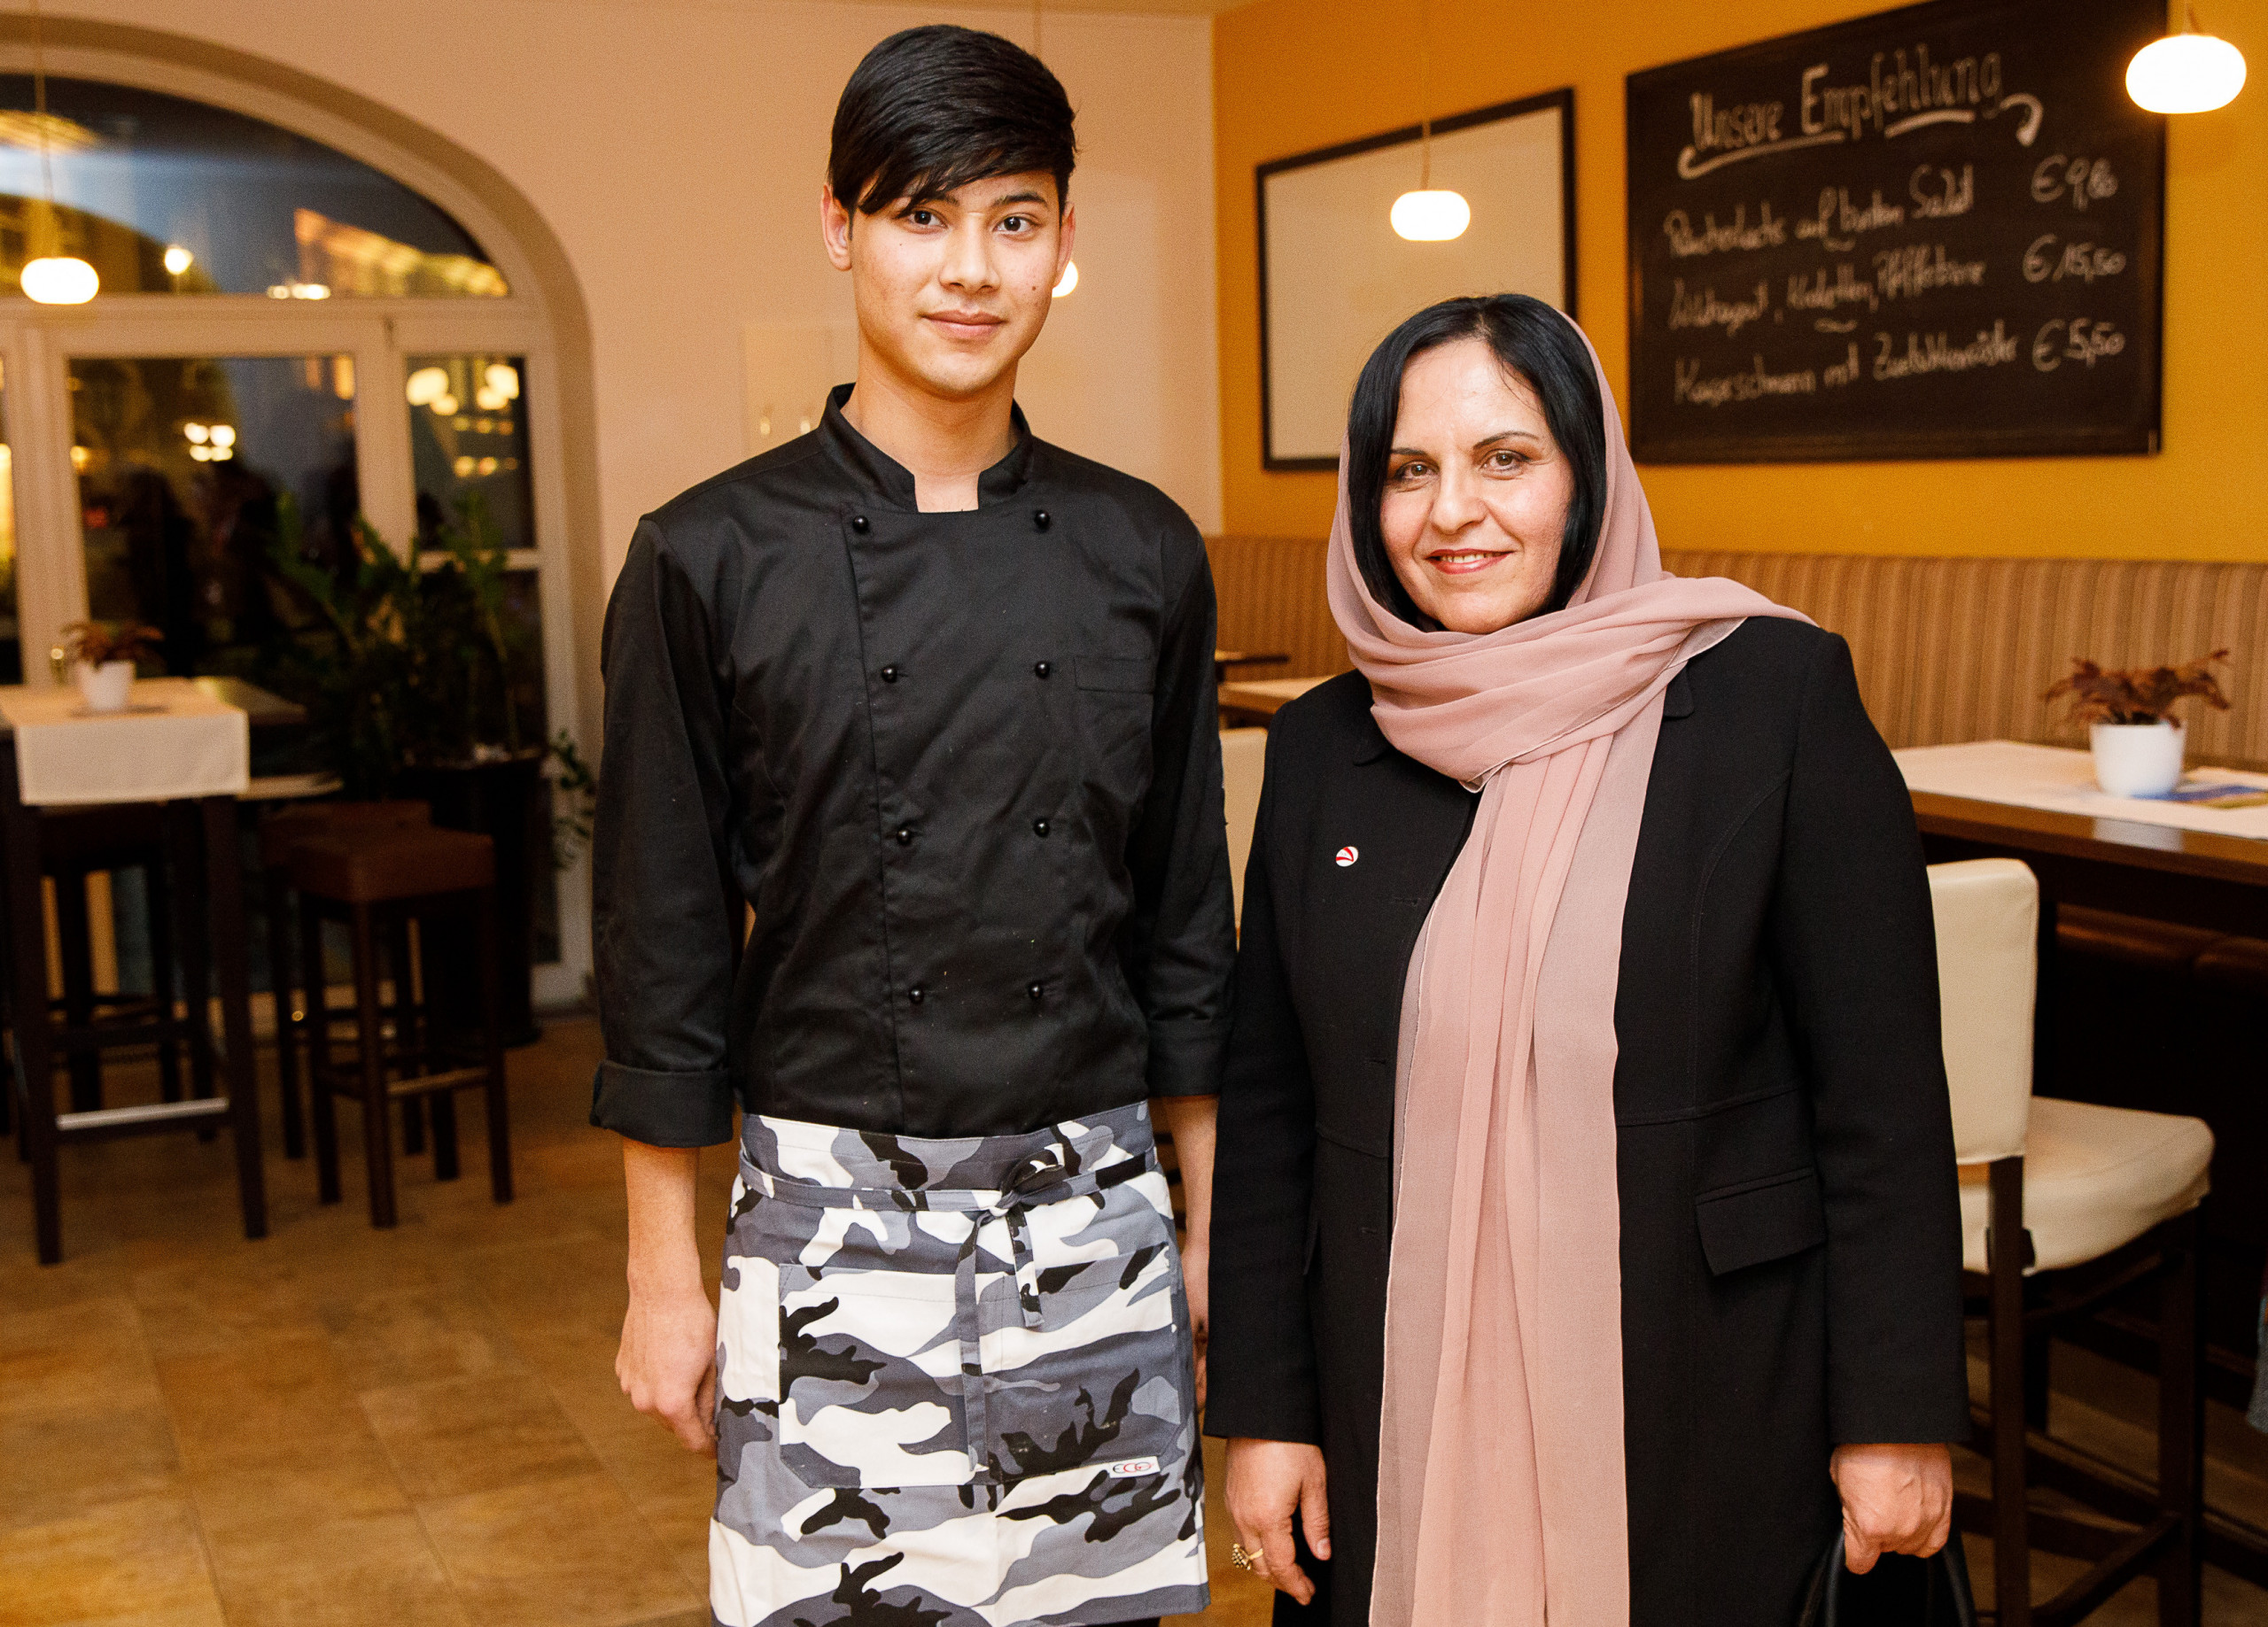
<box><xmin>0</xmin><ymin>39</ymin><xmax>592</xmax><ymax>999</ymax></box>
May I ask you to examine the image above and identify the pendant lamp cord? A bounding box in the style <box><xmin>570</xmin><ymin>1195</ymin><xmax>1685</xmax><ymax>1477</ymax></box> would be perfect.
<box><xmin>1418</xmin><ymin>0</ymin><xmax>1433</xmax><ymax>188</ymax></box>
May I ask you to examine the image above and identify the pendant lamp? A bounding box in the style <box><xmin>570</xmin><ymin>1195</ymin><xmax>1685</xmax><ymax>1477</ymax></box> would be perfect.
<box><xmin>19</xmin><ymin>0</ymin><xmax>94</xmax><ymax>304</ymax></box>
<box><xmin>1393</xmin><ymin>0</ymin><xmax>1470</xmax><ymax>242</ymax></box>
<box><xmin>1033</xmin><ymin>0</ymin><xmax>1077</xmax><ymax>298</ymax></box>
<box><xmin>2127</xmin><ymin>3</ymin><xmax>2247</xmax><ymax>112</ymax></box>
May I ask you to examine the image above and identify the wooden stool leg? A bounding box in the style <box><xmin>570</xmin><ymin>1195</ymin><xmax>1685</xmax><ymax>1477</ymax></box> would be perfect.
<box><xmin>429</xmin><ymin>1087</ymin><xmax>461</xmax><ymax>1182</ymax></box>
<box><xmin>199</xmin><ymin>796</ymin><xmax>265</xmax><ymax>1242</ymax></box>
<box><xmin>55</xmin><ymin>868</ymin><xmax>99</xmax><ymax>1112</ymax></box>
<box><xmin>168</xmin><ymin>803</ymin><xmax>217</xmax><ymax>1107</ymax></box>
<box><xmin>388</xmin><ymin>915</ymin><xmax>424</xmax><ymax>1157</ymax></box>
<box><xmin>264</xmin><ymin>867</ymin><xmax>301</xmax><ymax>1158</ymax></box>
<box><xmin>1987</xmin><ymin>1157</ymin><xmax>2031</xmax><ymax>1627</ymax></box>
<box><xmin>3</xmin><ymin>761</ymin><xmax>63</xmax><ymax>1262</ymax></box>
<box><xmin>2158</xmin><ymin>1212</ymin><xmax>2205</xmax><ymax>1627</ymax></box>
<box><xmin>478</xmin><ymin>885</ymin><xmax>510</xmax><ymax>1205</ymax></box>
<box><xmin>149</xmin><ymin>858</ymin><xmax>182</xmax><ymax>1104</ymax></box>
<box><xmin>350</xmin><ymin>902</ymin><xmax>396</xmax><ymax>1228</ymax></box>
<box><xmin>302</xmin><ymin>895</ymin><xmax>341</xmax><ymax>1205</ymax></box>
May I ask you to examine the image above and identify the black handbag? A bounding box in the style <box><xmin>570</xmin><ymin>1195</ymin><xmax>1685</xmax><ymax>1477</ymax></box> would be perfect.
<box><xmin>1797</xmin><ymin>1531</ymin><xmax>1979</xmax><ymax>1627</ymax></box>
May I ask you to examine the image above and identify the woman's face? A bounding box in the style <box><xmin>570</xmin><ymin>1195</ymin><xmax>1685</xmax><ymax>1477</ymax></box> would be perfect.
<box><xmin>1380</xmin><ymin>338</ymin><xmax>1575</xmax><ymax>635</ymax></box>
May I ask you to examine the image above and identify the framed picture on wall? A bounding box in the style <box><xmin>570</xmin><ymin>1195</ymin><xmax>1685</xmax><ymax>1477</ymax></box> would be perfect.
<box><xmin>1257</xmin><ymin>89</ymin><xmax>1576</xmax><ymax>472</ymax></box>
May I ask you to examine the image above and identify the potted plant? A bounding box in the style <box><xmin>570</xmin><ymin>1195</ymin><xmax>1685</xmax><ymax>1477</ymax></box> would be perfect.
<box><xmin>263</xmin><ymin>496</ymin><xmax>557</xmax><ymax>1042</ymax></box>
<box><xmin>59</xmin><ymin>619</ymin><xmax>161</xmax><ymax>712</ymax></box>
<box><xmin>2045</xmin><ymin>649</ymin><xmax>2231</xmax><ymax>797</ymax></box>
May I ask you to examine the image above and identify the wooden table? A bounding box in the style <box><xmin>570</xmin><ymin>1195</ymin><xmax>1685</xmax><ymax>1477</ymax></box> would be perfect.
<box><xmin>0</xmin><ymin>685</ymin><xmax>269</xmax><ymax>1263</ymax></box>
<box><xmin>1220</xmin><ymin>675</ymin><xmax>1324</xmax><ymax>724</ymax></box>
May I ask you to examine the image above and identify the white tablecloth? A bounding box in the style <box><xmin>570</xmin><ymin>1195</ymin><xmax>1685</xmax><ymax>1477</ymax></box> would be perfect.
<box><xmin>0</xmin><ymin>678</ymin><xmax>250</xmax><ymax>807</ymax></box>
<box><xmin>1895</xmin><ymin>740</ymin><xmax>2268</xmax><ymax>841</ymax></box>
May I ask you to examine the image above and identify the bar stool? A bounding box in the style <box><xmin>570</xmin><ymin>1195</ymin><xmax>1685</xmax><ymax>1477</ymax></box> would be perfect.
<box><xmin>258</xmin><ymin>799</ymin><xmax>430</xmax><ymax>1158</ymax></box>
<box><xmin>292</xmin><ymin>824</ymin><xmax>510</xmax><ymax>1228</ymax></box>
<box><xmin>1931</xmin><ymin>858</ymin><xmax>2213</xmax><ymax>1627</ymax></box>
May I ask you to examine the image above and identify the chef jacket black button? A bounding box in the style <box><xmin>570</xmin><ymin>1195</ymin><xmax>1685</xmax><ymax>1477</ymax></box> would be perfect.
<box><xmin>1032</xmin><ymin>817</ymin><xmax>1051</xmax><ymax>837</ymax></box>
<box><xmin>1033</xmin><ymin>660</ymin><xmax>1052</xmax><ymax>678</ymax></box>
<box><xmin>850</xmin><ymin>515</ymin><xmax>870</xmax><ymax>534</ymax></box>
<box><xmin>908</xmin><ymin>985</ymin><xmax>926</xmax><ymax>1005</ymax></box>
<box><xmin>895</xmin><ymin>825</ymin><xmax>914</xmax><ymax>845</ymax></box>
<box><xmin>1033</xmin><ymin>508</ymin><xmax>1052</xmax><ymax>531</ymax></box>
<box><xmin>881</xmin><ymin>663</ymin><xmax>901</xmax><ymax>683</ymax></box>
<box><xmin>1027</xmin><ymin>980</ymin><xmax>1045</xmax><ymax>1002</ymax></box>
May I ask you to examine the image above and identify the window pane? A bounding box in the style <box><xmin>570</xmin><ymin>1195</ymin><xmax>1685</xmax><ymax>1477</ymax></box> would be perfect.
<box><xmin>0</xmin><ymin>78</ymin><xmax>506</xmax><ymax>298</ymax></box>
<box><xmin>406</xmin><ymin>353</ymin><xmax>532</xmax><ymax>550</ymax></box>
<box><xmin>74</xmin><ymin>354</ymin><xmax>357</xmax><ymax>680</ymax></box>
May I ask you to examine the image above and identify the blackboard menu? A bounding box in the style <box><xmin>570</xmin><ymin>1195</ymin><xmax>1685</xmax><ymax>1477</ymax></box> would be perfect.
<box><xmin>1626</xmin><ymin>0</ymin><xmax>2165</xmax><ymax>463</ymax></box>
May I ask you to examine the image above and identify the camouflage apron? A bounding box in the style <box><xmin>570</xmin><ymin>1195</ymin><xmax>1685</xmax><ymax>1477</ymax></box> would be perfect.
<box><xmin>709</xmin><ymin>1101</ymin><xmax>1208</xmax><ymax>1627</ymax></box>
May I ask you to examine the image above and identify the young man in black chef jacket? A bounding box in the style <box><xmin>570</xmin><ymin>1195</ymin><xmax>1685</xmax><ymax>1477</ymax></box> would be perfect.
<box><xmin>593</xmin><ymin>25</ymin><xmax>1231</xmax><ymax>1627</ymax></box>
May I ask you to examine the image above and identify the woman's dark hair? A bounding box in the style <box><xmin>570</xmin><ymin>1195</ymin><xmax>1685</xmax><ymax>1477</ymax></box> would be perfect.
<box><xmin>829</xmin><ymin>26</ymin><xmax>1077</xmax><ymax>216</ymax></box>
<box><xmin>1347</xmin><ymin>294</ymin><xmax>1608</xmax><ymax>627</ymax></box>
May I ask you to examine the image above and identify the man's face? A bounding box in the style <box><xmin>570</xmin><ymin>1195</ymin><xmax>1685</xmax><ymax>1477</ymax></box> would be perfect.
<box><xmin>823</xmin><ymin>170</ymin><xmax>1075</xmax><ymax>403</ymax></box>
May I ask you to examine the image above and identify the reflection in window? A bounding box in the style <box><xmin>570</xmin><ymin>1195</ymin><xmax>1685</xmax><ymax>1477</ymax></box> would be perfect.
<box><xmin>0</xmin><ymin>77</ymin><xmax>506</xmax><ymax>298</ymax></box>
<box><xmin>408</xmin><ymin>354</ymin><xmax>532</xmax><ymax>549</ymax></box>
<box><xmin>73</xmin><ymin>355</ymin><xmax>358</xmax><ymax>679</ymax></box>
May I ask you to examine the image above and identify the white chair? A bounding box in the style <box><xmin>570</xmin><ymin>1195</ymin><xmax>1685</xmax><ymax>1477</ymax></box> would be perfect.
<box><xmin>1932</xmin><ymin>857</ymin><xmax>2215</xmax><ymax>1627</ymax></box>
<box><xmin>1221</xmin><ymin>727</ymin><xmax>1268</xmax><ymax>931</ymax></box>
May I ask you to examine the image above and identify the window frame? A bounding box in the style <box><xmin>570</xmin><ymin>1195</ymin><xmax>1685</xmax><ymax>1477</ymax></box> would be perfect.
<box><xmin>0</xmin><ymin>43</ymin><xmax>588</xmax><ymax>1000</ymax></box>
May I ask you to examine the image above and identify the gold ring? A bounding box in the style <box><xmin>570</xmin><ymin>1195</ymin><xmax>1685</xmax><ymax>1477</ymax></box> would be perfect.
<box><xmin>1230</xmin><ymin>1543</ymin><xmax>1254</xmax><ymax>1571</ymax></box>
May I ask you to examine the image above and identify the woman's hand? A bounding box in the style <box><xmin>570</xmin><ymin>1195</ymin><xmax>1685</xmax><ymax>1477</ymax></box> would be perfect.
<box><xmin>1830</xmin><ymin>1442</ymin><xmax>1953</xmax><ymax>1572</ymax></box>
<box><xmin>1226</xmin><ymin>1438</ymin><xmax>1331</xmax><ymax>1605</ymax></box>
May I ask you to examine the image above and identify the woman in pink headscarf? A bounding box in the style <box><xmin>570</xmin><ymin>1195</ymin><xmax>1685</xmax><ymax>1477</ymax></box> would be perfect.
<box><xmin>1205</xmin><ymin>295</ymin><xmax>1968</xmax><ymax>1627</ymax></box>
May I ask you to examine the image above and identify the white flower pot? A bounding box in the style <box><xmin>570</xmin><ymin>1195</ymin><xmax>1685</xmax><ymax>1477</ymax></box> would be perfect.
<box><xmin>73</xmin><ymin>659</ymin><xmax>134</xmax><ymax>714</ymax></box>
<box><xmin>2090</xmin><ymin>717</ymin><xmax>2186</xmax><ymax>797</ymax></box>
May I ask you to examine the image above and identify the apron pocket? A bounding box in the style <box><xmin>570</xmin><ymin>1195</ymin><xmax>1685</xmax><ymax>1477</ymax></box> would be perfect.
<box><xmin>777</xmin><ymin>1264</ymin><xmax>975</xmax><ymax>1489</ymax></box>
<box><xmin>981</xmin><ymin>1178</ymin><xmax>1191</xmax><ymax>1482</ymax></box>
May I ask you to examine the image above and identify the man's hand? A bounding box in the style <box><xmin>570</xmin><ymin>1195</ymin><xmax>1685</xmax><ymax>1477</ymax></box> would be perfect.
<box><xmin>1226</xmin><ymin>1438</ymin><xmax>1331</xmax><ymax>1605</ymax></box>
<box><xmin>617</xmin><ymin>1282</ymin><xmax>718</xmax><ymax>1453</ymax></box>
<box><xmin>618</xmin><ymin>1139</ymin><xmax>718</xmax><ymax>1455</ymax></box>
<box><xmin>1831</xmin><ymin>1442</ymin><xmax>1953</xmax><ymax>1573</ymax></box>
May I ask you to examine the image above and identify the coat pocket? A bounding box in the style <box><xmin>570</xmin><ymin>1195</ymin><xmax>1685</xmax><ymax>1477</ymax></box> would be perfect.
<box><xmin>1694</xmin><ymin>1166</ymin><xmax>1827</xmax><ymax>1276</ymax></box>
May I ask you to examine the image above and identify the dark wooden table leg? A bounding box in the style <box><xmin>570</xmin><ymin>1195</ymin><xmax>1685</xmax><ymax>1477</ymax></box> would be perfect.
<box><xmin>479</xmin><ymin>885</ymin><xmax>511</xmax><ymax>1205</ymax></box>
<box><xmin>54</xmin><ymin>864</ymin><xmax>99</xmax><ymax>1112</ymax></box>
<box><xmin>264</xmin><ymin>866</ymin><xmax>301</xmax><ymax>1158</ymax></box>
<box><xmin>199</xmin><ymin>797</ymin><xmax>265</xmax><ymax>1242</ymax></box>
<box><xmin>149</xmin><ymin>857</ymin><xmax>182</xmax><ymax>1103</ymax></box>
<box><xmin>302</xmin><ymin>894</ymin><xmax>341</xmax><ymax>1205</ymax></box>
<box><xmin>350</xmin><ymin>901</ymin><xmax>396</xmax><ymax>1228</ymax></box>
<box><xmin>168</xmin><ymin>802</ymin><xmax>217</xmax><ymax>1109</ymax></box>
<box><xmin>1</xmin><ymin>754</ymin><xmax>62</xmax><ymax>1262</ymax></box>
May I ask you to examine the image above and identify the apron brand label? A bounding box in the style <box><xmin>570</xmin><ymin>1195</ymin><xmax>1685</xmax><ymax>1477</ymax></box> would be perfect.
<box><xmin>1107</xmin><ymin>1457</ymin><xmax>1162</xmax><ymax>1478</ymax></box>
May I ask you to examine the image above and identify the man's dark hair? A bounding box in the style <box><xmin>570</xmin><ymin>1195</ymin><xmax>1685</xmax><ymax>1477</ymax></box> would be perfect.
<box><xmin>829</xmin><ymin>26</ymin><xmax>1076</xmax><ymax>217</ymax></box>
<box><xmin>1346</xmin><ymin>294</ymin><xmax>1608</xmax><ymax>628</ymax></box>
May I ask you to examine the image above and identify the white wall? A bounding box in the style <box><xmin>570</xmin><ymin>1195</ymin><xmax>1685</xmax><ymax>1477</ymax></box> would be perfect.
<box><xmin>56</xmin><ymin>0</ymin><xmax>1223</xmax><ymax>577</ymax></box>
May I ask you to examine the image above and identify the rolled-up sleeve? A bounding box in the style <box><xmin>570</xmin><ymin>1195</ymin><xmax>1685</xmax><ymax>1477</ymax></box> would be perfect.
<box><xmin>1122</xmin><ymin>522</ymin><xmax>1237</xmax><ymax>1099</ymax></box>
<box><xmin>588</xmin><ymin>521</ymin><xmax>744</xmax><ymax>1147</ymax></box>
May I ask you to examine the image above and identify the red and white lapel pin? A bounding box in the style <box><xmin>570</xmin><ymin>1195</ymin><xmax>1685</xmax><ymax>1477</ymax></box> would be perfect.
<box><xmin>1333</xmin><ymin>845</ymin><xmax>1359</xmax><ymax>868</ymax></box>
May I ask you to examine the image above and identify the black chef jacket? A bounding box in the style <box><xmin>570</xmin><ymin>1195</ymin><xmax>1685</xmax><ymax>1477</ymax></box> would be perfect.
<box><xmin>589</xmin><ymin>386</ymin><xmax>1236</xmax><ymax>1146</ymax></box>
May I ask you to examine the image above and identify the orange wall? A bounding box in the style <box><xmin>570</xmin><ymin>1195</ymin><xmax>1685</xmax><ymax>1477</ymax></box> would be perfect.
<box><xmin>1214</xmin><ymin>0</ymin><xmax>2268</xmax><ymax>559</ymax></box>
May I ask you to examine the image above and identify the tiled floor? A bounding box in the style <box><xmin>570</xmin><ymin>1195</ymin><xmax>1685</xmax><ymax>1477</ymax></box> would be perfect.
<box><xmin>0</xmin><ymin>1016</ymin><xmax>2259</xmax><ymax>1626</ymax></box>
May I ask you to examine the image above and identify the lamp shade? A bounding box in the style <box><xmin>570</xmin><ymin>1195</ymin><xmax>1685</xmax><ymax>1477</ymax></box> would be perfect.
<box><xmin>20</xmin><ymin>255</ymin><xmax>97</xmax><ymax>304</ymax></box>
<box><xmin>2126</xmin><ymin>31</ymin><xmax>2246</xmax><ymax>112</ymax></box>
<box><xmin>1391</xmin><ymin>188</ymin><xmax>1472</xmax><ymax>242</ymax></box>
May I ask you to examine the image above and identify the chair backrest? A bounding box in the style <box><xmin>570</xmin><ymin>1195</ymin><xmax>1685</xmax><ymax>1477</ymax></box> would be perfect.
<box><xmin>1221</xmin><ymin>727</ymin><xmax>1269</xmax><ymax>929</ymax></box>
<box><xmin>1928</xmin><ymin>858</ymin><xmax>2039</xmax><ymax>1164</ymax></box>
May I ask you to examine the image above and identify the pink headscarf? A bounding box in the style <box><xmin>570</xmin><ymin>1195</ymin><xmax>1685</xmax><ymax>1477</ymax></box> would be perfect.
<box><xmin>1331</xmin><ymin>313</ymin><xmax>1807</xmax><ymax>1627</ymax></box>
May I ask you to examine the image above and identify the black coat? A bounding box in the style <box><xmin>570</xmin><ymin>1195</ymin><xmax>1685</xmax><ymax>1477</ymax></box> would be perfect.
<box><xmin>1206</xmin><ymin>618</ymin><xmax>1970</xmax><ymax>1627</ymax></box>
